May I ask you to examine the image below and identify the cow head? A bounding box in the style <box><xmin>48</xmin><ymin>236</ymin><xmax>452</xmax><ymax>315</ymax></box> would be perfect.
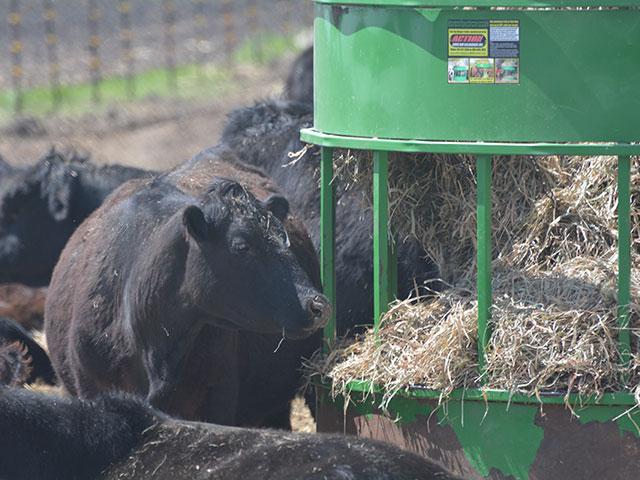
<box><xmin>182</xmin><ymin>178</ymin><xmax>331</xmax><ymax>339</ymax></box>
<box><xmin>0</xmin><ymin>151</ymin><xmax>81</xmax><ymax>286</ymax></box>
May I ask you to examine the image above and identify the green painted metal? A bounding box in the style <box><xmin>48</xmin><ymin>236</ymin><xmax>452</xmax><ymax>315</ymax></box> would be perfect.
<box><xmin>476</xmin><ymin>155</ymin><xmax>493</xmax><ymax>375</ymax></box>
<box><xmin>341</xmin><ymin>379</ymin><xmax>640</xmax><ymax>406</ymax></box>
<box><xmin>438</xmin><ymin>398</ymin><xmax>544</xmax><ymax>480</ymax></box>
<box><xmin>373</xmin><ymin>150</ymin><xmax>391</xmax><ymax>332</ymax></box>
<box><xmin>618</xmin><ymin>155</ymin><xmax>632</xmax><ymax>369</ymax></box>
<box><xmin>320</xmin><ymin>147</ymin><xmax>337</xmax><ymax>349</ymax></box>
<box><xmin>325</xmin><ymin>385</ymin><xmax>640</xmax><ymax>479</ymax></box>
<box><xmin>315</xmin><ymin>0</ymin><xmax>640</xmax><ymax>6</ymax></box>
<box><xmin>308</xmin><ymin>7</ymin><xmax>640</xmax><ymax>472</ymax></box>
<box><xmin>300</xmin><ymin>130</ymin><xmax>640</xmax><ymax>156</ymax></box>
<box><xmin>577</xmin><ymin>406</ymin><xmax>640</xmax><ymax>438</ymax></box>
<box><xmin>313</xmin><ymin>5</ymin><xmax>640</xmax><ymax>143</ymax></box>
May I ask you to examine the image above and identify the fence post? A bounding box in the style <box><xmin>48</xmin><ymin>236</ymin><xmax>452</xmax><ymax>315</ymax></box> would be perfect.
<box><xmin>222</xmin><ymin>0</ymin><xmax>236</xmax><ymax>63</ymax></box>
<box><xmin>162</xmin><ymin>0</ymin><xmax>178</xmax><ymax>92</ymax></box>
<box><xmin>9</xmin><ymin>0</ymin><xmax>24</xmax><ymax>113</ymax></box>
<box><xmin>43</xmin><ymin>0</ymin><xmax>62</xmax><ymax>109</ymax></box>
<box><xmin>118</xmin><ymin>0</ymin><xmax>136</xmax><ymax>99</ymax></box>
<box><xmin>246</xmin><ymin>0</ymin><xmax>262</xmax><ymax>63</ymax></box>
<box><xmin>193</xmin><ymin>0</ymin><xmax>207</xmax><ymax>83</ymax></box>
<box><xmin>280</xmin><ymin>0</ymin><xmax>292</xmax><ymax>37</ymax></box>
<box><xmin>87</xmin><ymin>0</ymin><xmax>102</xmax><ymax>104</ymax></box>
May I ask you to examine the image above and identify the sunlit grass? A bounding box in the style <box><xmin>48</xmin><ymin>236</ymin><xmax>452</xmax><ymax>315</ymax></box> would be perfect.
<box><xmin>0</xmin><ymin>32</ymin><xmax>299</xmax><ymax>122</ymax></box>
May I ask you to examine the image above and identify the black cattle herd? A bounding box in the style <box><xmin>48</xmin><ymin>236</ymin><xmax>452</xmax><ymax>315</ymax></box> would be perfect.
<box><xmin>0</xmin><ymin>48</ymin><xmax>456</xmax><ymax>480</ymax></box>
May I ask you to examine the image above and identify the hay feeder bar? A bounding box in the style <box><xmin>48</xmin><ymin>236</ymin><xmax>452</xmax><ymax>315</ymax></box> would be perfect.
<box><xmin>301</xmin><ymin>1</ymin><xmax>639</xmax><ymax>478</ymax></box>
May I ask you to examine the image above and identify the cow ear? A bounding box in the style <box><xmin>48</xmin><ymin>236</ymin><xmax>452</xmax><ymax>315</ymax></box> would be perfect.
<box><xmin>183</xmin><ymin>206</ymin><xmax>209</xmax><ymax>242</ymax></box>
<box><xmin>263</xmin><ymin>195</ymin><xmax>289</xmax><ymax>221</ymax></box>
<box><xmin>47</xmin><ymin>173</ymin><xmax>77</xmax><ymax>222</ymax></box>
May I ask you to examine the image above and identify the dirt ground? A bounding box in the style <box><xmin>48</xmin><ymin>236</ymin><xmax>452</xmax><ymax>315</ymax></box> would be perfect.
<box><xmin>6</xmin><ymin>52</ymin><xmax>317</xmax><ymax>433</ymax></box>
<box><xmin>0</xmin><ymin>61</ymin><xmax>290</xmax><ymax>171</ymax></box>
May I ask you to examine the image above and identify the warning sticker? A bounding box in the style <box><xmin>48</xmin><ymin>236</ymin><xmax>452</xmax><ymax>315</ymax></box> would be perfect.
<box><xmin>489</xmin><ymin>20</ymin><xmax>520</xmax><ymax>58</ymax></box>
<box><xmin>448</xmin><ymin>28</ymin><xmax>489</xmax><ymax>57</ymax></box>
<box><xmin>447</xmin><ymin>19</ymin><xmax>520</xmax><ymax>85</ymax></box>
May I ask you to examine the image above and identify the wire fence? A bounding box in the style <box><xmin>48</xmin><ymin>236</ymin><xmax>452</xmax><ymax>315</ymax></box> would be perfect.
<box><xmin>0</xmin><ymin>0</ymin><xmax>313</xmax><ymax>115</ymax></box>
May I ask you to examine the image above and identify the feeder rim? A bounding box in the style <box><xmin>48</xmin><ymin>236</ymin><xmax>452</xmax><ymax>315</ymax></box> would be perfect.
<box><xmin>301</xmin><ymin>129</ymin><xmax>640</xmax><ymax>155</ymax></box>
<box><xmin>313</xmin><ymin>0</ymin><xmax>640</xmax><ymax>8</ymax></box>
<box><xmin>324</xmin><ymin>380</ymin><xmax>640</xmax><ymax>406</ymax></box>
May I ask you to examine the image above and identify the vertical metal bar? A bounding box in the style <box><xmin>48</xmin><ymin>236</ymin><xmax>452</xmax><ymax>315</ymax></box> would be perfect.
<box><xmin>476</xmin><ymin>154</ymin><xmax>493</xmax><ymax>375</ymax></box>
<box><xmin>618</xmin><ymin>155</ymin><xmax>632</xmax><ymax>369</ymax></box>
<box><xmin>43</xmin><ymin>0</ymin><xmax>62</xmax><ymax>108</ymax></box>
<box><xmin>373</xmin><ymin>150</ymin><xmax>390</xmax><ymax>333</ymax></box>
<box><xmin>118</xmin><ymin>0</ymin><xmax>135</xmax><ymax>99</ymax></box>
<box><xmin>9</xmin><ymin>0</ymin><xmax>23</xmax><ymax>113</ymax></box>
<box><xmin>320</xmin><ymin>147</ymin><xmax>336</xmax><ymax>350</ymax></box>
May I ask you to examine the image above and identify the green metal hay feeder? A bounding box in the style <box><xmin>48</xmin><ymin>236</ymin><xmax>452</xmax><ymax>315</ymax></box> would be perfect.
<box><xmin>301</xmin><ymin>1</ymin><xmax>640</xmax><ymax>478</ymax></box>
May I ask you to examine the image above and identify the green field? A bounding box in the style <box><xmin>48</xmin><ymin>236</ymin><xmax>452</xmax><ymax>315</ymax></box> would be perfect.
<box><xmin>0</xmin><ymin>33</ymin><xmax>298</xmax><ymax>122</ymax></box>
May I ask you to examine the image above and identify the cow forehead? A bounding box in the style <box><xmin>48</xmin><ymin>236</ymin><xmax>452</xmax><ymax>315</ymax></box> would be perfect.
<box><xmin>229</xmin><ymin>211</ymin><xmax>288</xmax><ymax>249</ymax></box>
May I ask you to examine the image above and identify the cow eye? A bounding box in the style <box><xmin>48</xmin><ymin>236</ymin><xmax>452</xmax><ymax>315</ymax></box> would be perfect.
<box><xmin>231</xmin><ymin>238</ymin><xmax>250</xmax><ymax>254</ymax></box>
<box><xmin>281</xmin><ymin>230</ymin><xmax>290</xmax><ymax>249</ymax></box>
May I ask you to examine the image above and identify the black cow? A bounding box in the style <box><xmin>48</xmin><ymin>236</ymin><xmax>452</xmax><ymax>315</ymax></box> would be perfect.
<box><xmin>0</xmin><ymin>316</ymin><xmax>55</xmax><ymax>385</ymax></box>
<box><xmin>164</xmin><ymin>146</ymin><xmax>327</xmax><ymax>429</ymax></box>
<box><xmin>46</xmin><ymin>154</ymin><xmax>330</xmax><ymax>426</ymax></box>
<box><xmin>284</xmin><ymin>46</ymin><xmax>313</xmax><ymax>105</ymax></box>
<box><xmin>222</xmin><ymin>100</ymin><xmax>440</xmax><ymax>334</ymax></box>
<box><xmin>0</xmin><ymin>387</ymin><xmax>462</xmax><ymax>480</ymax></box>
<box><xmin>0</xmin><ymin>388</ymin><xmax>156</xmax><ymax>480</ymax></box>
<box><xmin>0</xmin><ymin>149</ymin><xmax>151</xmax><ymax>286</ymax></box>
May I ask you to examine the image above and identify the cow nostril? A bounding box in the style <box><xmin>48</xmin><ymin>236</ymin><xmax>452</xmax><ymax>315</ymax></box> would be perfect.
<box><xmin>307</xmin><ymin>296</ymin><xmax>326</xmax><ymax>317</ymax></box>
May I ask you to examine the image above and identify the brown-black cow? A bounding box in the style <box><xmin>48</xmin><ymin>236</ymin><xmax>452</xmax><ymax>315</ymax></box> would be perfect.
<box><xmin>45</xmin><ymin>146</ymin><xmax>330</xmax><ymax>427</ymax></box>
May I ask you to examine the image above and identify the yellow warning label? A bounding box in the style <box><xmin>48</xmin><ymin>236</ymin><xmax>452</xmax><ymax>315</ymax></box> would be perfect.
<box><xmin>448</xmin><ymin>28</ymin><xmax>489</xmax><ymax>57</ymax></box>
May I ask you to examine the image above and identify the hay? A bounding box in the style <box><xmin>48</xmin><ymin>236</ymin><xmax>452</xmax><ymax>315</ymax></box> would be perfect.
<box><xmin>313</xmin><ymin>153</ymin><xmax>640</xmax><ymax>407</ymax></box>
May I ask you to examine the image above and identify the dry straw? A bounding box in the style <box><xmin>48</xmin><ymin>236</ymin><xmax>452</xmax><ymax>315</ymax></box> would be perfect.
<box><xmin>312</xmin><ymin>153</ymin><xmax>639</xmax><ymax>408</ymax></box>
